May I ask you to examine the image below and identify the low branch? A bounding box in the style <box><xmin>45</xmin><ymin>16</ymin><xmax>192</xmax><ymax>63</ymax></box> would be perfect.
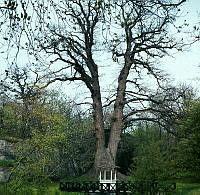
<box><xmin>39</xmin><ymin>77</ymin><xmax>82</xmax><ymax>89</ymax></box>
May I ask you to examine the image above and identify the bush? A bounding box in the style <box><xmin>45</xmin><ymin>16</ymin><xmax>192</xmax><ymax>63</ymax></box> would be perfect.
<box><xmin>0</xmin><ymin>159</ymin><xmax>14</xmax><ymax>167</ymax></box>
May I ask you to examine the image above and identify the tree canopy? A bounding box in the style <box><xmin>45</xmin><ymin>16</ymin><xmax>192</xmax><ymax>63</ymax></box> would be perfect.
<box><xmin>0</xmin><ymin>0</ymin><xmax>194</xmax><ymax>175</ymax></box>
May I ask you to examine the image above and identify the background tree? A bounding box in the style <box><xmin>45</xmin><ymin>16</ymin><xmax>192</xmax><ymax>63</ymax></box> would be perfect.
<box><xmin>0</xmin><ymin>67</ymin><xmax>96</xmax><ymax>183</ymax></box>
<box><xmin>145</xmin><ymin>85</ymin><xmax>196</xmax><ymax>136</ymax></box>
<box><xmin>1</xmin><ymin>0</ymin><xmax>188</xmax><ymax>176</ymax></box>
<box><xmin>129</xmin><ymin>125</ymin><xmax>175</xmax><ymax>181</ymax></box>
<box><xmin>0</xmin><ymin>65</ymin><xmax>46</xmax><ymax>138</ymax></box>
<box><xmin>7</xmin><ymin>101</ymin><xmax>69</xmax><ymax>193</ymax></box>
<box><xmin>175</xmin><ymin>99</ymin><xmax>200</xmax><ymax>180</ymax></box>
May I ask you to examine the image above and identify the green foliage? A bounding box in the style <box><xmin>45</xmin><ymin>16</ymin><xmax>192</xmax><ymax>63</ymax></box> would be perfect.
<box><xmin>62</xmin><ymin>175</ymin><xmax>97</xmax><ymax>182</ymax></box>
<box><xmin>0</xmin><ymin>103</ymin><xmax>24</xmax><ymax>138</ymax></box>
<box><xmin>65</xmin><ymin>117</ymin><xmax>95</xmax><ymax>177</ymax></box>
<box><xmin>8</xmin><ymin>109</ymin><xmax>69</xmax><ymax>192</ymax></box>
<box><xmin>0</xmin><ymin>182</ymin><xmax>85</xmax><ymax>194</ymax></box>
<box><xmin>175</xmin><ymin>100</ymin><xmax>200</xmax><ymax>179</ymax></box>
<box><xmin>0</xmin><ymin>159</ymin><xmax>14</xmax><ymax>167</ymax></box>
<box><xmin>0</xmin><ymin>89</ymin><xmax>95</xmax><ymax>192</ymax></box>
<box><xmin>129</xmin><ymin>127</ymin><xmax>174</xmax><ymax>181</ymax></box>
<box><xmin>0</xmin><ymin>136</ymin><xmax>23</xmax><ymax>143</ymax></box>
<box><xmin>116</xmin><ymin>133</ymin><xmax>136</xmax><ymax>174</ymax></box>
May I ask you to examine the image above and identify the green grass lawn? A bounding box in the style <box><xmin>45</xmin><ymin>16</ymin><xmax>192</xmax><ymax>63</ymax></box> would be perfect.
<box><xmin>0</xmin><ymin>183</ymin><xmax>85</xmax><ymax>195</ymax></box>
<box><xmin>174</xmin><ymin>183</ymin><xmax>200</xmax><ymax>194</ymax></box>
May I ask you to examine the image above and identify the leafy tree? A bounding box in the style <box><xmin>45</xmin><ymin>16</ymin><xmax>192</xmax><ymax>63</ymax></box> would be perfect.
<box><xmin>63</xmin><ymin>116</ymin><xmax>96</xmax><ymax>178</ymax></box>
<box><xmin>8</xmin><ymin>94</ymin><xmax>96</xmax><ymax>190</ymax></box>
<box><xmin>0</xmin><ymin>101</ymin><xmax>23</xmax><ymax>137</ymax></box>
<box><xmin>129</xmin><ymin>126</ymin><xmax>175</xmax><ymax>181</ymax></box>
<box><xmin>7</xmin><ymin>93</ymin><xmax>69</xmax><ymax>191</ymax></box>
<box><xmin>34</xmin><ymin>89</ymin><xmax>96</xmax><ymax>179</ymax></box>
<box><xmin>0</xmin><ymin>65</ymin><xmax>96</xmax><ymax>181</ymax></box>
<box><xmin>1</xmin><ymin>0</ymin><xmax>188</xmax><ymax>175</ymax></box>
<box><xmin>0</xmin><ymin>65</ymin><xmax>47</xmax><ymax>138</ymax></box>
<box><xmin>1</xmin><ymin>93</ymin><xmax>95</xmax><ymax>180</ymax></box>
<box><xmin>175</xmin><ymin>100</ymin><xmax>200</xmax><ymax>179</ymax></box>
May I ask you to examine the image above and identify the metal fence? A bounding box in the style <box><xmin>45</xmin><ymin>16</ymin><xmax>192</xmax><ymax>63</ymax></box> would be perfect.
<box><xmin>59</xmin><ymin>180</ymin><xmax>176</xmax><ymax>194</ymax></box>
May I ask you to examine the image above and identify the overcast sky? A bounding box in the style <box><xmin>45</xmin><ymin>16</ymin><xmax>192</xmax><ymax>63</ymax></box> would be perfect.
<box><xmin>160</xmin><ymin>0</ymin><xmax>200</xmax><ymax>88</ymax></box>
<box><xmin>0</xmin><ymin>0</ymin><xmax>199</xmax><ymax>95</ymax></box>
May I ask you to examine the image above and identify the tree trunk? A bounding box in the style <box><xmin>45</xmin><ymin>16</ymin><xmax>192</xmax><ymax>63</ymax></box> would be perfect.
<box><xmin>88</xmin><ymin>52</ymin><xmax>132</xmax><ymax>177</ymax></box>
<box><xmin>91</xmin><ymin>61</ymin><xmax>132</xmax><ymax>178</ymax></box>
<box><xmin>108</xmin><ymin>56</ymin><xmax>132</xmax><ymax>168</ymax></box>
<box><xmin>90</xmin><ymin>74</ymin><xmax>110</xmax><ymax>173</ymax></box>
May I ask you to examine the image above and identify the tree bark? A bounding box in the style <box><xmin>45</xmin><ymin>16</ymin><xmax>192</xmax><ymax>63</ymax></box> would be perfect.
<box><xmin>108</xmin><ymin>54</ymin><xmax>132</xmax><ymax>166</ymax></box>
<box><xmin>90</xmin><ymin>70</ymin><xmax>108</xmax><ymax>171</ymax></box>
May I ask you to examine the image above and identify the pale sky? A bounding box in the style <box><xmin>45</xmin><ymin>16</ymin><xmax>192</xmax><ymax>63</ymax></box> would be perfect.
<box><xmin>160</xmin><ymin>0</ymin><xmax>200</xmax><ymax>88</ymax></box>
<box><xmin>0</xmin><ymin>0</ymin><xmax>200</xmax><ymax>94</ymax></box>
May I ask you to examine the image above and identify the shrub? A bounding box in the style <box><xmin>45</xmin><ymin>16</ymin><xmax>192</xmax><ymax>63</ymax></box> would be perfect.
<box><xmin>0</xmin><ymin>159</ymin><xmax>14</xmax><ymax>167</ymax></box>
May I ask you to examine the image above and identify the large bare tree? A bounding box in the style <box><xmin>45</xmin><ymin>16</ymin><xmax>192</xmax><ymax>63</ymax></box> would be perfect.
<box><xmin>1</xmin><ymin>0</ymin><xmax>187</xmax><ymax>176</ymax></box>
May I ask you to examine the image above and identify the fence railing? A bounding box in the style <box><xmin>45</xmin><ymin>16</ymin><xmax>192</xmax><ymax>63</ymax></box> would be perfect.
<box><xmin>59</xmin><ymin>180</ymin><xmax>176</xmax><ymax>193</ymax></box>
